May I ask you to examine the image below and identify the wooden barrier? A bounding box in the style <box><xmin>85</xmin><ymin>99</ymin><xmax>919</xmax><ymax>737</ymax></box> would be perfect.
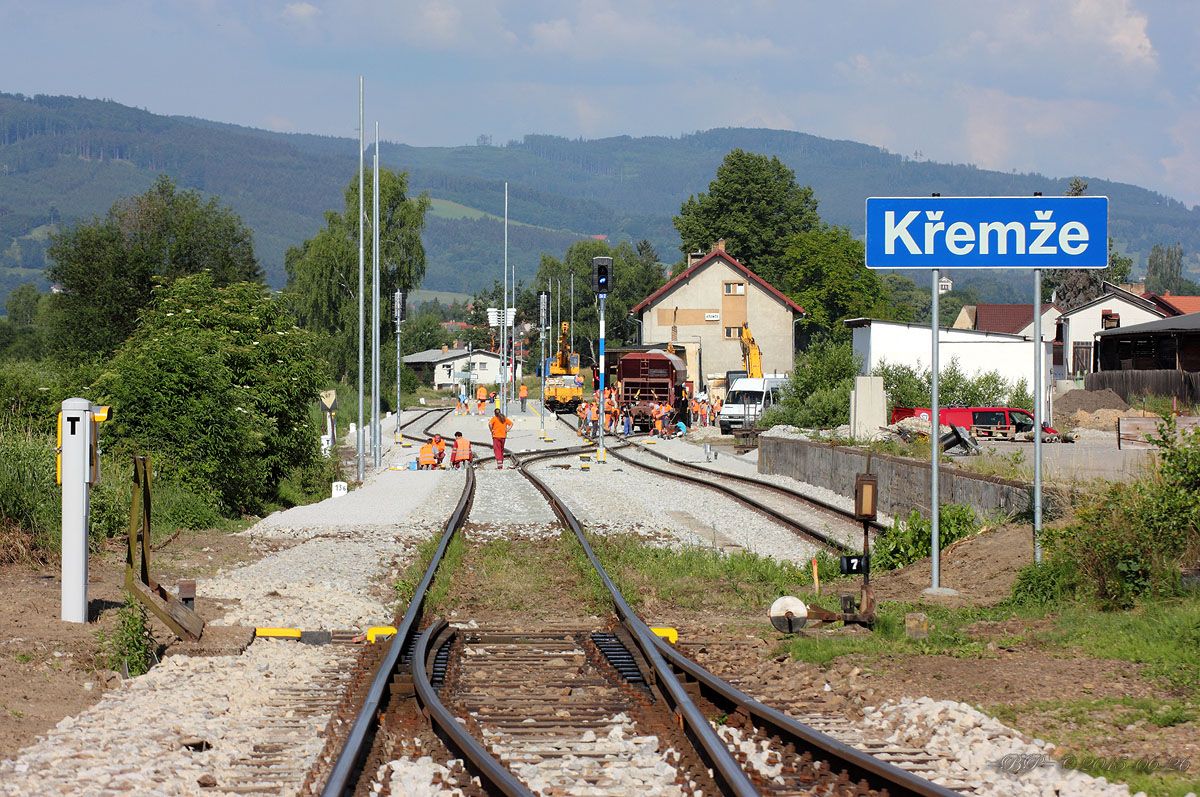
<box><xmin>1117</xmin><ymin>416</ymin><xmax>1200</xmax><ymax>450</ymax></box>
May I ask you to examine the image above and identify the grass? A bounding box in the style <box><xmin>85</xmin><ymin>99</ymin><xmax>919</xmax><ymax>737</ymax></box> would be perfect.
<box><xmin>393</xmin><ymin>531</ymin><xmax>465</xmax><ymax>614</ymax></box>
<box><xmin>1044</xmin><ymin>599</ymin><xmax>1200</xmax><ymax>695</ymax></box>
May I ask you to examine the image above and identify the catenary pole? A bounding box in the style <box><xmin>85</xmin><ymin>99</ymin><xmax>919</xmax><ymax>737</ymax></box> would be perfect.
<box><xmin>1033</xmin><ymin>268</ymin><xmax>1044</xmax><ymax>563</ymax></box>
<box><xmin>395</xmin><ymin>289</ymin><xmax>402</xmax><ymax>422</ymax></box>
<box><xmin>501</xmin><ymin>182</ymin><xmax>509</xmax><ymax>416</ymax></box>
<box><xmin>356</xmin><ymin>76</ymin><xmax>365</xmax><ymax>482</ymax></box>
<box><xmin>930</xmin><ymin>268</ymin><xmax>941</xmax><ymax>590</ymax></box>
<box><xmin>372</xmin><ymin>122</ymin><xmax>381</xmax><ymax>468</ymax></box>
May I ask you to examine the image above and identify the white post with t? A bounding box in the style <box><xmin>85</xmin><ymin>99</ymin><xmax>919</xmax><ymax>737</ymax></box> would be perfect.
<box><xmin>60</xmin><ymin>397</ymin><xmax>93</xmax><ymax>623</ymax></box>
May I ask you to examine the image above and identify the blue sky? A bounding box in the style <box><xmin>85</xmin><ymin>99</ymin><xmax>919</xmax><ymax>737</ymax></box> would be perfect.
<box><xmin>6</xmin><ymin>1</ymin><xmax>1200</xmax><ymax>204</ymax></box>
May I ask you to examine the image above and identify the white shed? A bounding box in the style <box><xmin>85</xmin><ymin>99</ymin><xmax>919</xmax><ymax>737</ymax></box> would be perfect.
<box><xmin>1058</xmin><ymin>284</ymin><xmax>1164</xmax><ymax>377</ymax></box>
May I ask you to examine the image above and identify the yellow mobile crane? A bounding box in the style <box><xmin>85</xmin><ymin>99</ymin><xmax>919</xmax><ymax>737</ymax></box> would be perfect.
<box><xmin>544</xmin><ymin>321</ymin><xmax>583</xmax><ymax>412</ymax></box>
<box><xmin>740</xmin><ymin>322</ymin><xmax>763</xmax><ymax>378</ymax></box>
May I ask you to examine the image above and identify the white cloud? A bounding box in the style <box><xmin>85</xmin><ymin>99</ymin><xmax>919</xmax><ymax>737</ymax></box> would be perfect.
<box><xmin>529</xmin><ymin>18</ymin><xmax>574</xmax><ymax>52</ymax></box>
<box><xmin>1070</xmin><ymin>0</ymin><xmax>1156</xmax><ymax>67</ymax></box>
<box><xmin>281</xmin><ymin>2</ymin><xmax>320</xmax><ymax>23</ymax></box>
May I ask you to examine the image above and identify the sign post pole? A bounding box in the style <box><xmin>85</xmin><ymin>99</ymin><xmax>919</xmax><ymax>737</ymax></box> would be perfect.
<box><xmin>60</xmin><ymin>398</ymin><xmax>92</xmax><ymax>623</ymax></box>
<box><xmin>1033</xmin><ymin>267</ymin><xmax>1044</xmax><ymax>563</ymax></box>
<box><xmin>592</xmin><ymin>256</ymin><xmax>612</xmax><ymax>463</ymax></box>
<box><xmin>539</xmin><ymin>291</ymin><xmax>549</xmax><ymax>437</ymax></box>
<box><xmin>930</xmin><ymin>268</ymin><xmax>941</xmax><ymax>591</ymax></box>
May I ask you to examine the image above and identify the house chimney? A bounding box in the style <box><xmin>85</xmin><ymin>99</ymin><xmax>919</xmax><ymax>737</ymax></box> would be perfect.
<box><xmin>687</xmin><ymin>249</ymin><xmax>705</xmax><ymax>268</ymax></box>
<box><xmin>713</xmin><ymin>238</ymin><xmax>726</xmax><ymax>253</ymax></box>
<box><xmin>441</xmin><ymin>344</ymin><xmax>449</xmax><ymax>353</ymax></box>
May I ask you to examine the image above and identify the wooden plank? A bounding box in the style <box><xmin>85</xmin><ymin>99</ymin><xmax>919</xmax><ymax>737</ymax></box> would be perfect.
<box><xmin>1117</xmin><ymin>415</ymin><xmax>1200</xmax><ymax>449</ymax></box>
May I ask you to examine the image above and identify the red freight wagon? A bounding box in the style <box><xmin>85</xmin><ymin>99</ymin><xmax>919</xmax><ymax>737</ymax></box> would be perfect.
<box><xmin>617</xmin><ymin>349</ymin><xmax>687</xmax><ymax>431</ymax></box>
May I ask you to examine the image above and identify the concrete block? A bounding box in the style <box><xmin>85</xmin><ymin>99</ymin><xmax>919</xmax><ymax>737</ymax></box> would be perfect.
<box><xmin>850</xmin><ymin>376</ymin><xmax>886</xmax><ymax>441</ymax></box>
<box><xmin>905</xmin><ymin>612</ymin><xmax>929</xmax><ymax>640</ymax></box>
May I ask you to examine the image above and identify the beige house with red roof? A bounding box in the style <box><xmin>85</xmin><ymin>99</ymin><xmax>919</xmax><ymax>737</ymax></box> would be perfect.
<box><xmin>629</xmin><ymin>241</ymin><xmax>805</xmax><ymax>390</ymax></box>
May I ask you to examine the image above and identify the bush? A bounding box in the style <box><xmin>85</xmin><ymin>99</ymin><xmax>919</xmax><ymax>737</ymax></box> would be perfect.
<box><xmin>1029</xmin><ymin>418</ymin><xmax>1200</xmax><ymax>608</ymax></box>
<box><xmin>0</xmin><ymin>423</ymin><xmax>58</xmax><ymax>556</ymax></box>
<box><xmin>97</xmin><ymin>275</ymin><xmax>323</xmax><ymax>515</ymax></box>
<box><xmin>1010</xmin><ymin>557</ymin><xmax>1077</xmax><ymax>606</ymax></box>
<box><xmin>873</xmin><ymin>357</ymin><xmax>1035</xmax><ymax>414</ymax></box>
<box><xmin>873</xmin><ymin>504</ymin><xmax>979</xmax><ymax>571</ymax></box>
<box><xmin>96</xmin><ymin>591</ymin><xmax>156</xmax><ymax>677</ymax></box>
<box><xmin>761</xmin><ymin>337</ymin><xmax>859</xmax><ymax>429</ymax></box>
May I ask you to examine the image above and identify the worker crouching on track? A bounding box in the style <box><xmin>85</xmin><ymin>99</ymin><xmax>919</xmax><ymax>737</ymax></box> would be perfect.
<box><xmin>432</xmin><ymin>433</ymin><xmax>447</xmax><ymax>467</ymax></box>
<box><xmin>451</xmin><ymin>431</ymin><xmax>473</xmax><ymax>469</ymax></box>
<box><xmin>489</xmin><ymin>409</ymin><xmax>514</xmax><ymax>469</ymax></box>
<box><xmin>418</xmin><ymin>438</ymin><xmax>437</xmax><ymax>470</ymax></box>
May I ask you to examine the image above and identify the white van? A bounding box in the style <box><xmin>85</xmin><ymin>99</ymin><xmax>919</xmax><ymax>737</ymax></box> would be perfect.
<box><xmin>718</xmin><ymin>375</ymin><xmax>788</xmax><ymax>434</ymax></box>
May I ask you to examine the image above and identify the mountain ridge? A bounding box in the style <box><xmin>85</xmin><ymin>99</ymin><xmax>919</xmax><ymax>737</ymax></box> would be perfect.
<box><xmin>2</xmin><ymin>92</ymin><xmax>1197</xmax><ymax>305</ymax></box>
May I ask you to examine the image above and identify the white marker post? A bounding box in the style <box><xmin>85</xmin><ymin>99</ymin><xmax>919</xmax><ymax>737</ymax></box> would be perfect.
<box><xmin>60</xmin><ymin>397</ymin><xmax>93</xmax><ymax>623</ymax></box>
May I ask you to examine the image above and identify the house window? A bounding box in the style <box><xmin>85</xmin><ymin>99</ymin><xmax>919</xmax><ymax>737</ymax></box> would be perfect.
<box><xmin>1101</xmin><ymin>311</ymin><xmax>1120</xmax><ymax>330</ymax></box>
<box><xmin>724</xmin><ymin>326</ymin><xmax>740</xmax><ymax>339</ymax></box>
<box><xmin>723</xmin><ymin>282</ymin><xmax>746</xmax><ymax>295</ymax></box>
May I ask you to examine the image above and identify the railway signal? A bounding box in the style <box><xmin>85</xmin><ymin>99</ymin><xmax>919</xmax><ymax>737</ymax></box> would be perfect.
<box><xmin>593</xmin><ymin>257</ymin><xmax>612</xmax><ymax>461</ymax></box>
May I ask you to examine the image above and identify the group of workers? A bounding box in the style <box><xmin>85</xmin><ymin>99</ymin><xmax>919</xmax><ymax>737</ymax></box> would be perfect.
<box><xmin>455</xmin><ymin>383</ymin><xmax>530</xmax><ymax>416</ymax></box>
<box><xmin>417</xmin><ymin>408</ymin><xmax>515</xmax><ymax>471</ymax></box>
<box><xmin>571</xmin><ymin>389</ymin><xmax>724</xmax><ymax>439</ymax></box>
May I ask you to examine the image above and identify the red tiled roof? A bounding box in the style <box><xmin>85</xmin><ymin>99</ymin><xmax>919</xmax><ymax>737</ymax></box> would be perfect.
<box><xmin>1141</xmin><ymin>292</ymin><xmax>1200</xmax><ymax>316</ymax></box>
<box><xmin>972</xmin><ymin>303</ymin><xmax>1056</xmax><ymax>335</ymax></box>
<box><xmin>630</xmin><ymin>250</ymin><xmax>804</xmax><ymax>315</ymax></box>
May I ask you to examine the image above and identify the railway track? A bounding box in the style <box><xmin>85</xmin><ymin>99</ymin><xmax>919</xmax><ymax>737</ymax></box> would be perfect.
<box><xmin>552</xmin><ymin>413</ymin><xmax>871</xmax><ymax>556</ymax></box>
<box><xmin>309</xmin><ymin>406</ymin><xmax>956</xmax><ymax>796</ymax></box>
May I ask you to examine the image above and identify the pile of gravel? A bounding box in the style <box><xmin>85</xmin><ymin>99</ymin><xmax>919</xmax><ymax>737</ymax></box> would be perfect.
<box><xmin>860</xmin><ymin>697</ymin><xmax>1138</xmax><ymax>796</ymax></box>
<box><xmin>1056</xmin><ymin>389</ymin><xmax>1128</xmax><ymax>415</ymax></box>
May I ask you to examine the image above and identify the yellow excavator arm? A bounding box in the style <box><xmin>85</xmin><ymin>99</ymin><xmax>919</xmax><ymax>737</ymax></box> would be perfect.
<box><xmin>740</xmin><ymin>323</ymin><xmax>763</xmax><ymax>378</ymax></box>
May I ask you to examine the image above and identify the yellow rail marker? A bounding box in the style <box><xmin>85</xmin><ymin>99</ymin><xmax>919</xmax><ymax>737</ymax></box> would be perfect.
<box><xmin>651</xmin><ymin>627</ymin><xmax>678</xmax><ymax>644</ymax></box>
<box><xmin>580</xmin><ymin>464</ymin><xmax>590</xmax><ymax>471</ymax></box>
<box><xmin>256</xmin><ymin>627</ymin><xmax>302</xmax><ymax>639</ymax></box>
<box><xmin>366</xmin><ymin>625</ymin><xmax>397</xmax><ymax>643</ymax></box>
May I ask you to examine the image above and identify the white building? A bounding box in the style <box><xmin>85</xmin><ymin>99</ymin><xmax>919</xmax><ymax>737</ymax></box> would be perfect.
<box><xmin>937</xmin><ymin>275</ymin><xmax>954</xmax><ymax>295</ymax></box>
<box><xmin>845</xmin><ymin>318</ymin><xmax>1053</xmax><ymax>410</ymax></box>
<box><xmin>403</xmin><ymin>347</ymin><xmax>521</xmax><ymax>391</ymax></box>
<box><xmin>1058</xmin><ymin>283</ymin><xmax>1164</xmax><ymax>377</ymax></box>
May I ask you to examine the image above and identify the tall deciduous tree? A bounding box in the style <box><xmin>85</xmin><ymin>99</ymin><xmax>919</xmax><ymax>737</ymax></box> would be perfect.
<box><xmin>780</xmin><ymin>224</ymin><xmax>889</xmax><ymax>334</ymax></box>
<box><xmin>285</xmin><ymin>168</ymin><xmax>430</xmax><ymax>380</ymax></box>
<box><xmin>673</xmin><ymin>149</ymin><xmax>820</xmax><ymax>285</ymax></box>
<box><xmin>46</xmin><ymin>175</ymin><xmax>262</xmax><ymax>358</ymax></box>
<box><xmin>1044</xmin><ymin>177</ymin><xmax>1134</xmax><ymax>309</ymax></box>
<box><xmin>1145</xmin><ymin>243</ymin><xmax>1198</xmax><ymax>294</ymax></box>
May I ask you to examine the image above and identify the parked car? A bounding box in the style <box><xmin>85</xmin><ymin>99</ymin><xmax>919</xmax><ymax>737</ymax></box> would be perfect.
<box><xmin>890</xmin><ymin>406</ymin><xmax>1057</xmax><ymax>435</ymax></box>
<box><xmin>718</xmin><ymin>375</ymin><xmax>787</xmax><ymax>434</ymax></box>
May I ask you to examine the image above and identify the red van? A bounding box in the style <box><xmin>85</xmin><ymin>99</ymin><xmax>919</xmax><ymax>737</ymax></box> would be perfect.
<box><xmin>890</xmin><ymin>406</ymin><xmax>1056</xmax><ymax>434</ymax></box>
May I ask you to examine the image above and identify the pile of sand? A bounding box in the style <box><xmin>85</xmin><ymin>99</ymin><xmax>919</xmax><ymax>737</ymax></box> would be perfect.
<box><xmin>1056</xmin><ymin>388</ymin><xmax>1128</xmax><ymax>415</ymax></box>
<box><xmin>1067</xmin><ymin>407</ymin><xmax>1157</xmax><ymax>432</ymax></box>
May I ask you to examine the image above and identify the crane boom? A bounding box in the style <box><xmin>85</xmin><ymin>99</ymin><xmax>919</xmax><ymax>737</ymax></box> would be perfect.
<box><xmin>740</xmin><ymin>323</ymin><xmax>763</xmax><ymax>379</ymax></box>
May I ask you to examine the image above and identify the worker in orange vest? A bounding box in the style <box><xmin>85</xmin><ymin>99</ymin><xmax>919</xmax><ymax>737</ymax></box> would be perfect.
<box><xmin>489</xmin><ymin>409</ymin><xmax>514</xmax><ymax>468</ymax></box>
<box><xmin>451</xmin><ymin>431</ymin><xmax>473</xmax><ymax>469</ymax></box>
<box><xmin>431</xmin><ymin>434</ymin><xmax>447</xmax><ymax>466</ymax></box>
<box><xmin>418</xmin><ymin>439</ymin><xmax>437</xmax><ymax>470</ymax></box>
<box><xmin>476</xmin><ymin>384</ymin><xmax>488</xmax><ymax>415</ymax></box>
<box><xmin>652</xmin><ymin>403</ymin><xmax>664</xmax><ymax>437</ymax></box>
<box><xmin>519</xmin><ymin>382</ymin><xmax>529</xmax><ymax>413</ymax></box>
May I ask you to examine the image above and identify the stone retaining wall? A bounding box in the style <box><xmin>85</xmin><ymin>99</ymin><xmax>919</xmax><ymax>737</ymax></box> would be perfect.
<box><xmin>758</xmin><ymin>435</ymin><xmax>1032</xmax><ymax>521</ymax></box>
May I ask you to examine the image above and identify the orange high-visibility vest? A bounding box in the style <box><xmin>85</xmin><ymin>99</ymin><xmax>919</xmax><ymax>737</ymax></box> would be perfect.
<box><xmin>418</xmin><ymin>444</ymin><xmax>436</xmax><ymax>466</ymax></box>
<box><xmin>476</xmin><ymin>385</ymin><xmax>488</xmax><ymax>400</ymax></box>
<box><xmin>452</xmin><ymin>437</ymin><xmax>472</xmax><ymax>461</ymax></box>
<box><xmin>489</xmin><ymin>416</ymin><xmax>513</xmax><ymax>439</ymax></box>
<box><xmin>519</xmin><ymin>384</ymin><xmax>528</xmax><ymax>398</ymax></box>
<box><xmin>433</xmin><ymin>437</ymin><xmax>446</xmax><ymax>454</ymax></box>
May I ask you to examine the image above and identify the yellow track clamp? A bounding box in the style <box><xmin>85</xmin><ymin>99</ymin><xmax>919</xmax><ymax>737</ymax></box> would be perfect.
<box><xmin>255</xmin><ymin>627</ymin><xmax>302</xmax><ymax>639</ymax></box>
<box><xmin>367</xmin><ymin>626</ymin><xmax>397</xmax><ymax>643</ymax></box>
<box><xmin>651</xmin><ymin>627</ymin><xmax>678</xmax><ymax>645</ymax></box>
<box><xmin>580</xmin><ymin>464</ymin><xmax>590</xmax><ymax>471</ymax></box>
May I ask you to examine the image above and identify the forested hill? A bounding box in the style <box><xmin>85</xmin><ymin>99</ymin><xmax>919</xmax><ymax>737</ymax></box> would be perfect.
<box><xmin>4</xmin><ymin>91</ymin><xmax>1199</xmax><ymax>304</ymax></box>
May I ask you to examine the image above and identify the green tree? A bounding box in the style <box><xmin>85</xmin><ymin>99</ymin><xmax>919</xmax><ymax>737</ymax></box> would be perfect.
<box><xmin>780</xmin><ymin>224</ymin><xmax>888</xmax><ymax>333</ymax></box>
<box><xmin>5</xmin><ymin>283</ymin><xmax>39</xmax><ymax>327</ymax></box>
<box><xmin>879</xmin><ymin>274</ymin><xmax>929</xmax><ymax>323</ymax></box>
<box><xmin>46</xmin><ymin>176</ymin><xmax>262</xmax><ymax>359</ymax></box>
<box><xmin>1145</xmin><ymin>242</ymin><xmax>1199</xmax><ymax>294</ymax></box>
<box><xmin>285</xmin><ymin>168</ymin><xmax>430</xmax><ymax>381</ymax></box>
<box><xmin>673</xmin><ymin>149</ymin><xmax>820</xmax><ymax>285</ymax></box>
<box><xmin>98</xmin><ymin>274</ymin><xmax>323</xmax><ymax>514</ymax></box>
<box><xmin>1044</xmin><ymin>179</ymin><xmax>1136</xmax><ymax>308</ymax></box>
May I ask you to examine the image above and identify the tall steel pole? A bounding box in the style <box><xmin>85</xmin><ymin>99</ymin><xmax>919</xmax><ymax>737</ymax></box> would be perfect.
<box><xmin>356</xmin><ymin>76</ymin><xmax>365</xmax><ymax>482</ymax></box>
<box><xmin>500</xmin><ymin>182</ymin><xmax>509</xmax><ymax>416</ymax></box>
<box><xmin>395</xmin><ymin>289</ymin><xmax>402</xmax><ymax>421</ymax></box>
<box><xmin>556</xmin><ymin>278</ymin><xmax>561</xmax><ymax>360</ymax></box>
<box><xmin>930</xmin><ymin>268</ymin><xmax>941</xmax><ymax>590</ymax></box>
<box><xmin>372</xmin><ymin>122</ymin><xmax>381</xmax><ymax>468</ymax></box>
<box><xmin>1033</xmin><ymin>268</ymin><xmax>1044</xmax><ymax>563</ymax></box>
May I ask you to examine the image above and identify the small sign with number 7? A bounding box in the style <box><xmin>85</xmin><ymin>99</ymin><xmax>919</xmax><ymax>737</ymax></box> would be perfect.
<box><xmin>840</xmin><ymin>555</ymin><xmax>869</xmax><ymax>575</ymax></box>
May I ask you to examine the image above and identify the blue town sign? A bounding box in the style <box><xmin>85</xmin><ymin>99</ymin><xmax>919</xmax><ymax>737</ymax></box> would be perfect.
<box><xmin>865</xmin><ymin>196</ymin><xmax>1108</xmax><ymax>269</ymax></box>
